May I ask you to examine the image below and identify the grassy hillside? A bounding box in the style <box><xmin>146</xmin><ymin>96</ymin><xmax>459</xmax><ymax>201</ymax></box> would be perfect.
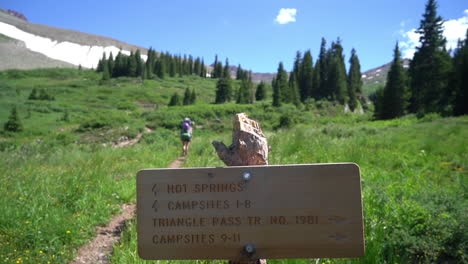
<box><xmin>0</xmin><ymin>69</ymin><xmax>219</xmax><ymax>264</ymax></box>
<box><xmin>0</xmin><ymin>68</ymin><xmax>466</xmax><ymax>264</ymax></box>
<box><xmin>111</xmin><ymin>114</ymin><xmax>467</xmax><ymax>264</ymax></box>
<box><xmin>362</xmin><ymin>82</ymin><xmax>384</xmax><ymax>97</ymax></box>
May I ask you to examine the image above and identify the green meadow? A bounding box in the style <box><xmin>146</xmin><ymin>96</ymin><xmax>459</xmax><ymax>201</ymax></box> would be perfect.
<box><xmin>0</xmin><ymin>69</ymin><xmax>466</xmax><ymax>264</ymax></box>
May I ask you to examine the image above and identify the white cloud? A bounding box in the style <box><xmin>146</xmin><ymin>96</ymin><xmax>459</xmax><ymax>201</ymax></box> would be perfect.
<box><xmin>275</xmin><ymin>8</ymin><xmax>297</xmax><ymax>24</ymax></box>
<box><xmin>400</xmin><ymin>9</ymin><xmax>468</xmax><ymax>59</ymax></box>
<box><xmin>400</xmin><ymin>30</ymin><xmax>421</xmax><ymax>58</ymax></box>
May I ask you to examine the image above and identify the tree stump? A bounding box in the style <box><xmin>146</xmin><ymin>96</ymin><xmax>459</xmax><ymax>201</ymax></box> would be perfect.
<box><xmin>212</xmin><ymin>113</ymin><xmax>268</xmax><ymax>166</ymax></box>
<box><xmin>212</xmin><ymin>113</ymin><xmax>268</xmax><ymax>264</ymax></box>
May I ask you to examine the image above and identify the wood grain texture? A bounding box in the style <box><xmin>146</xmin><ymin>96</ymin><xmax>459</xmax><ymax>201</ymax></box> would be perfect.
<box><xmin>136</xmin><ymin>163</ymin><xmax>364</xmax><ymax>260</ymax></box>
<box><xmin>212</xmin><ymin>113</ymin><xmax>268</xmax><ymax>166</ymax></box>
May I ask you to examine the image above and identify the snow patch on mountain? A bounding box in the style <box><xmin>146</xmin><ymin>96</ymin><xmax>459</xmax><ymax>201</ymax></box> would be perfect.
<box><xmin>0</xmin><ymin>22</ymin><xmax>147</xmax><ymax>68</ymax></box>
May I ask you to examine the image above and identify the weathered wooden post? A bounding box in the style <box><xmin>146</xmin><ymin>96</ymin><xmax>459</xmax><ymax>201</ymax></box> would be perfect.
<box><xmin>212</xmin><ymin>113</ymin><xmax>269</xmax><ymax>167</ymax></box>
<box><xmin>212</xmin><ymin>113</ymin><xmax>268</xmax><ymax>264</ymax></box>
<box><xmin>136</xmin><ymin>113</ymin><xmax>365</xmax><ymax>262</ymax></box>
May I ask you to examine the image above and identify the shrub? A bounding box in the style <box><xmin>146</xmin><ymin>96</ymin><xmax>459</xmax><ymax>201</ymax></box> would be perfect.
<box><xmin>141</xmin><ymin>128</ymin><xmax>178</xmax><ymax>145</ymax></box>
<box><xmin>61</xmin><ymin>111</ymin><xmax>70</xmax><ymax>122</ymax></box>
<box><xmin>418</xmin><ymin>112</ymin><xmax>441</xmax><ymax>122</ymax></box>
<box><xmin>117</xmin><ymin>102</ymin><xmax>137</xmax><ymax>111</ymax></box>
<box><xmin>276</xmin><ymin>114</ymin><xmax>295</xmax><ymax>129</ymax></box>
<box><xmin>54</xmin><ymin>133</ymin><xmax>76</xmax><ymax>145</ymax></box>
<box><xmin>4</xmin><ymin>106</ymin><xmax>23</xmax><ymax>132</ymax></box>
<box><xmin>168</xmin><ymin>92</ymin><xmax>181</xmax><ymax>106</ymax></box>
<box><xmin>0</xmin><ymin>140</ymin><xmax>18</xmax><ymax>151</ymax></box>
<box><xmin>77</xmin><ymin>111</ymin><xmax>131</xmax><ymax>132</ymax></box>
<box><xmin>28</xmin><ymin>88</ymin><xmax>54</xmax><ymax>100</ymax></box>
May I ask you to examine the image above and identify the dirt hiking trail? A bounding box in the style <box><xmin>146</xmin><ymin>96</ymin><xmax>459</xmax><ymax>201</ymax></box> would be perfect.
<box><xmin>69</xmin><ymin>155</ymin><xmax>184</xmax><ymax>264</ymax></box>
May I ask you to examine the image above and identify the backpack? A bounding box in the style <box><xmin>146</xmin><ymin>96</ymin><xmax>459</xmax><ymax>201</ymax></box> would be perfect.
<box><xmin>182</xmin><ymin>121</ymin><xmax>191</xmax><ymax>133</ymax></box>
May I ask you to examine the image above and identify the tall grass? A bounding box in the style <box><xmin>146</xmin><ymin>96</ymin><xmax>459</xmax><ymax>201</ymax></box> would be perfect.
<box><xmin>0</xmin><ymin>69</ymin><xmax>218</xmax><ymax>264</ymax></box>
<box><xmin>111</xmin><ymin>115</ymin><xmax>467</xmax><ymax>264</ymax></box>
<box><xmin>1</xmin><ymin>69</ymin><xmax>466</xmax><ymax>263</ymax></box>
<box><xmin>0</xmin><ymin>135</ymin><xmax>179</xmax><ymax>264</ymax></box>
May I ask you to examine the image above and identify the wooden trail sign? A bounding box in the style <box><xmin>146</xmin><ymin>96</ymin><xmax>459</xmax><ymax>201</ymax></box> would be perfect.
<box><xmin>137</xmin><ymin>163</ymin><xmax>365</xmax><ymax>261</ymax></box>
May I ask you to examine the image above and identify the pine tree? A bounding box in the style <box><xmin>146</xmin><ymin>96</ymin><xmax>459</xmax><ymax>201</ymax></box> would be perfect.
<box><xmin>180</xmin><ymin>55</ymin><xmax>187</xmax><ymax>76</ymax></box>
<box><xmin>168</xmin><ymin>92</ymin><xmax>181</xmax><ymax>106</ymax></box>
<box><xmin>128</xmin><ymin>51</ymin><xmax>137</xmax><ymax>77</ymax></box>
<box><xmin>200</xmin><ymin>59</ymin><xmax>206</xmax><ymax>78</ymax></box>
<box><xmin>215</xmin><ymin>61</ymin><xmax>223</xmax><ymax>78</ymax></box>
<box><xmin>223</xmin><ymin>59</ymin><xmax>231</xmax><ymax>79</ymax></box>
<box><xmin>289</xmin><ymin>70</ymin><xmax>301</xmax><ymax>107</ymax></box>
<box><xmin>183</xmin><ymin>88</ymin><xmax>191</xmax><ymax>105</ymax></box>
<box><xmin>373</xmin><ymin>87</ymin><xmax>385</xmax><ymax>120</ymax></box>
<box><xmin>135</xmin><ymin>50</ymin><xmax>143</xmax><ymax>77</ymax></box>
<box><xmin>169</xmin><ymin>59</ymin><xmax>176</xmax><ymax>77</ymax></box>
<box><xmin>236</xmin><ymin>65</ymin><xmax>241</xmax><ymax>80</ymax></box>
<box><xmin>255</xmin><ymin>81</ymin><xmax>267</xmax><ymax>101</ymax></box>
<box><xmin>194</xmin><ymin>58</ymin><xmax>201</xmax><ymax>76</ymax></box>
<box><xmin>212</xmin><ymin>55</ymin><xmax>224</xmax><ymax>78</ymax></box>
<box><xmin>272</xmin><ymin>76</ymin><xmax>280</xmax><ymax>107</ymax></box>
<box><xmin>328</xmin><ymin>40</ymin><xmax>348</xmax><ymax>104</ymax></box>
<box><xmin>236</xmin><ymin>65</ymin><xmax>250</xmax><ymax>81</ymax></box>
<box><xmin>212</xmin><ymin>55</ymin><xmax>218</xmax><ymax>78</ymax></box>
<box><xmin>409</xmin><ymin>0</ymin><xmax>452</xmax><ymax>114</ymax></box>
<box><xmin>221</xmin><ymin>59</ymin><xmax>233</xmax><ymax>101</ymax></box>
<box><xmin>96</xmin><ymin>52</ymin><xmax>106</xmax><ymax>72</ymax></box>
<box><xmin>299</xmin><ymin>50</ymin><xmax>314</xmax><ymax>102</ymax></box>
<box><xmin>188</xmin><ymin>55</ymin><xmax>194</xmax><ymax>75</ymax></box>
<box><xmin>189</xmin><ymin>89</ymin><xmax>196</xmax><ymax>104</ymax></box>
<box><xmin>347</xmin><ymin>48</ymin><xmax>363</xmax><ymax>111</ymax></box>
<box><xmin>237</xmin><ymin>78</ymin><xmax>253</xmax><ymax>104</ymax></box>
<box><xmin>38</xmin><ymin>89</ymin><xmax>54</xmax><ymax>101</ymax></box>
<box><xmin>28</xmin><ymin>88</ymin><xmax>38</xmax><ymax>100</ymax></box>
<box><xmin>235</xmin><ymin>87</ymin><xmax>241</xmax><ymax>103</ymax></box>
<box><xmin>275</xmin><ymin>62</ymin><xmax>289</xmax><ymax>104</ymax></box>
<box><xmin>379</xmin><ymin>43</ymin><xmax>409</xmax><ymax>119</ymax></box>
<box><xmin>162</xmin><ymin>52</ymin><xmax>171</xmax><ymax>76</ymax></box>
<box><xmin>102</xmin><ymin>60</ymin><xmax>110</xmax><ymax>81</ymax></box>
<box><xmin>312</xmin><ymin>60</ymin><xmax>321</xmax><ymax>100</ymax></box>
<box><xmin>292</xmin><ymin>51</ymin><xmax>302</xmax><ymax>83</ymax></box>
<box><xmin>141</xmin><ymin>63</ymin><xmax>146</xmax><ymax>81</ymax></box>
<box><xmin>452</xmin><ymin>30</ymin><xmax>468</xmax><ymax>115</ymax></box>
<box><xmin>317</xmin><ymin>38</ymin><xmax>329</xmax><ymax>99</ymax></box>
<box><xmin>215</xmin><ymin>78</ymin><xmax>231</xmax><ymax>103</ymax></box>
<box><xmin>215</xmin><ymin>79</ymin><xmax>226</xmax><ymax>104</ymax></box>
<box><xmin>113</xmin><ymin>51</ymin><xmax>124</xmax><ymax>77</ymax></box>
<box><xmin>107</xmin><ymin>52</ymin><xmax>114</xmax><ymax>76</ymax></box>
<box><xmin>154</xmin><ymin>57</ymin><xmax>165</xmax><ymax>78</ymax></box>
<box><xmin>146</xmin><ymin>48</ymin><xmax>155</xmax><ymax>78</ymax></box>
<box><xmin>4</xmin><ymin>106</ymin><xmax>23</xmax><ymax>132</ymax></box>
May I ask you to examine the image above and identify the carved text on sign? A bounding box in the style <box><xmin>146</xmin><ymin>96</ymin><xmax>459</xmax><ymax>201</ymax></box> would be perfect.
<box><xmin>137</xmin><ymin>164</ymin><xmax>364</xmax><ymax>260</ymax></box>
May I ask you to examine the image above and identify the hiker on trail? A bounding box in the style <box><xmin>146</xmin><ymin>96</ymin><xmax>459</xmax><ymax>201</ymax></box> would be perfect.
<box><xmin>180</xmin><ymin>117</ymin><xmax>193</xmax><ymax>155</ymax></box>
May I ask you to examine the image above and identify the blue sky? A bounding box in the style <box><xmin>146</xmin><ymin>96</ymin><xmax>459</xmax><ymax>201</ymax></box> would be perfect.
<box><xmin>2</xmin><ymin>0</ymin><xmax>468</xmax><ymax>72</ymax></box>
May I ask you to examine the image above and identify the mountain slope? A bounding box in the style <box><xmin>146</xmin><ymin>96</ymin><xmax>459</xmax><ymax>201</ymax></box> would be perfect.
<box><xmin>362</xmin><ymin>59</ymin><xmax>410</xmax><ymax>86</ymax></box>
<box><xmin>0</xmin><ymin>33</ymin><xmax>74</xmax><ymax>70</ymax></box>
<box><xmin>361</xmin><ymin>59</ymin><xmax>410</xmax><ymax>96</ymax></box>
<box><xmin>0</xmin><ymin>9</ymin><xmax>145</xmax><ymax>52</ymax></box>
<box><xmin>0</xmin><ymin>9</ymin><xmax>147</xmax><ymax>69</ymax></box>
